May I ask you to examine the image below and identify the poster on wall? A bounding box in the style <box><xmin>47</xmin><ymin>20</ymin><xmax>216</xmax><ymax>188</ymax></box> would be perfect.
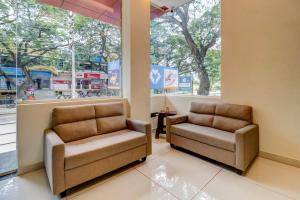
<box><xmin>108</xmin><ymin>60</ymin><xmax>121</xmax><ymax>89</ymax></box>
<box><xmin>164</xmin><ymin>68</ymin><xmax>178</xmax><ymax>90</ymax></box>
<box><xmin>150</xmin><ymin>65</ymin><xmax>164</xmax><ymax>89</ymax></box>
<box><xmin>179</xmin><ymin>76</ymin><xmax>192</xmax><ymax>92</ymax></box>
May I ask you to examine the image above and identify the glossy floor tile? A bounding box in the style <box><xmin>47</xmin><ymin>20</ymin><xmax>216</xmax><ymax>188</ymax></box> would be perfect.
<box><xmin>0</xmin><ymin>169</ymin><xmax>59</xmax><ymax>200</ymax></box>
<box><xmin>0</xmin><ymin>134</ymin><xmax>299</xmax><ymax>200</ymax></box>
<box><xmin>69</xmin><ymin>169</ymin><xmax>177</xmax><ymax>200</ymax></box>
<box><xmin>136</xmin><ymin>150</ymin><xmax>221</xmax><ymax>200</ymax></box>
<box><xmin>246</xmin><ymin>157</ymin><xmax>300</xmax><ymax>199</ymax></box>
<box><xmin>194</xmin><ymin>170</ymin><xmax>293</xmax><ymax>200</ymax></box>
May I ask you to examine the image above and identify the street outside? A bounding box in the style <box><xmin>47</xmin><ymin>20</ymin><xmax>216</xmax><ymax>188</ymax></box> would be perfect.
<box><xmin>0</xmin><ymin>107</ymin><xmax>17</xmax><ymax>175</ymax></box>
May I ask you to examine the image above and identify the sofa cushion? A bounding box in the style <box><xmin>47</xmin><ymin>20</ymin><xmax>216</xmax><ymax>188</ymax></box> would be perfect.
<box><xmin>170</xmin><ymin>123</ymin><xmax>235</xmax><ymax>151</ymax></box>
<box><xmin>215</xmin><ymin>103</ymin><xmax>252</xmax><ymax>122</ymax></box>
<box><xmin>188</xmin><ymin>112</ymin><xmax>214</xmax><ymax>127</ymax></box>
<box><xmin>52</xmin><ymin>105</ymin><xmax>95</xmax><ymax>126</ymax></box>
<box><xmin>212</xmin><ymin>116</ymin><xmax>250</xmax><ymax>133</ymax></box>
<box><xmin>94</xmin><ymin>102</ymin><xmax>124</xmax><ymax>118</ymax></box>
<box><xmin>190</xmin><ymin>102</ymin><xmax>216</xmax><ymax>114</ymax></box>
<box><xmin>64</xmin><ymin>129</ymin><xmax>147</xmax><ymax>170</ymax></box>
<box><xmin>96</xmin><ymin>115</ymin><xmax>127</xmax><ymax>134</ymax></box>
<box><xmin>54</xmin><ymin>119</ymin><xmax>97</xmax><ymax>142</ymax></box>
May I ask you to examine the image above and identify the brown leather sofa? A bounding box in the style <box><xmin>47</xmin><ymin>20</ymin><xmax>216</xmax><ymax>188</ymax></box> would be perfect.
<box><xmin>44</xmin><ymin>102</ymin><xmax>151</xmax><ymax>195</ymax></box>
<box><xmin>166</xmin><ymin>102</ymin><xmax>259</xmax><ymax>173</ymax></box>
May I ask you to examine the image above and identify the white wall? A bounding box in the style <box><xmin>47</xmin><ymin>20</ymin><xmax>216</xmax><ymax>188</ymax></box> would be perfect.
<box><xmin>17</xmin><ymin>98</ymin><xmax>126</xmax><ymax>173</ymax></box>
<box><xmin>167</xmin><ymin>0</ymin><xmax>300</xmax><ymax>163</ymax></box>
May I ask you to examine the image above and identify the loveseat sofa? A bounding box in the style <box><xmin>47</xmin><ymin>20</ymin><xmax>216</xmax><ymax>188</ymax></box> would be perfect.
<box><xmin>44</xmin><ymin>102</ymin><xmax>151</xmax><ymax>195</ymax></box>
<box><xmin>166</xmin><ymin>102</ymin><xmax>259</xmax><ymax>173</ymax></box>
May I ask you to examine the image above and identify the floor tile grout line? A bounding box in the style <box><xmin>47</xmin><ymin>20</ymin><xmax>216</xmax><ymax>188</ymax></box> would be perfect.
<box><xmin>134</xmin><ymin>168</ymin><xmax>181</xmax><ymax>200</ymax></box>
<box><xmin>132</xmin><ymin>148</ymin><xmax>173</xmax><ymax>167</ymax></box>
<box><xmin>189</xmin><ymin>168</ymin><xmax>223</xmax><ymax>200</ymax></box>
<box><xmin>66</xmin><ymin>168</ymin><xmax>134</xmax><ymax>200</ymax></box>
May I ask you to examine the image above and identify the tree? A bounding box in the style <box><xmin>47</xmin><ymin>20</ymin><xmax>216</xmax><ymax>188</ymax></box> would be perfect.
<box><xmin>0</xmin><ymin>0</ymin><xmax>121</xmax><ymax>99</ymax></box>
<box><xmin>0</xmin><ymin>0</ymin><xmax>71</xmax><ymax>97</ymax></box>
<box><xmin>151</xmin><ymin>0</ymin><xmax>221</xmax><ymax>95</ymax></box>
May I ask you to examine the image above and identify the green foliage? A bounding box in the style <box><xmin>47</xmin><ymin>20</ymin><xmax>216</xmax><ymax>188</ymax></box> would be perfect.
<box><xmin>0</xmin><ymin>0</ymin><xmax>121</xmax><ymax>98</ymax></box>
<box><xmin>151</xmin><ymin>0</ymin><xmax>221</xmax><ymax>95</ymax></box>
<box><xmin>0</xmin><ymin>0</ymin><xmax>121</xmax><ymax>71</ymax></box>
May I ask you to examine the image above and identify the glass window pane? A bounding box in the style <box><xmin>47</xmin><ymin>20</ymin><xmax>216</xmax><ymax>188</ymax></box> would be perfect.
<box><xmin>2</xmin><ymin>0</ymin><xmax>122</xmax><ymax>101</ymax></box>
<box><xmin>150</xmin><ymin>0</ymin><xmax>221</xmax><ymax>96</ymax></box>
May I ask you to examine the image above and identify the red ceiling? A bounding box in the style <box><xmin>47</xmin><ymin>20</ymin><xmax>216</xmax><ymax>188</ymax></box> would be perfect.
<box><xmin>38</xmin><ymin>0</ymin><xmax>166</xmax><ymax>26</ymax></box>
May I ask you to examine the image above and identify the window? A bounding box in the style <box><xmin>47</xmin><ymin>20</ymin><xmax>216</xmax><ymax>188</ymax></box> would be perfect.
<box><xmin>150</xmin><ymin>0</ymin><xmax>221</xmax><ymax>96</ymax></box>
<box><xmin>0</xmin><ymin>0</ymin><xmax>122</xmax><ymax>102</ymax></box>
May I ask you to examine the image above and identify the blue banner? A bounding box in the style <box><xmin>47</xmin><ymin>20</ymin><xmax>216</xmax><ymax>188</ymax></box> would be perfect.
<box><xmin>91</xmin><ymin>55</ymin><xmax>102</xmax><ymax>63</ymax></box>
<box><xmin>0</xmin><ymin>67</ymin><xmax>24</xmax><ymax>77</ymax></box>
<box><xmin>30</xmin><ymin>70</ymin><xmax>52</xmax><ymax>78</ymax></box>
<box><xmin>150</xmin><ymin>65</ymin><xmax>164</xmax><ymax>89</ymax></box>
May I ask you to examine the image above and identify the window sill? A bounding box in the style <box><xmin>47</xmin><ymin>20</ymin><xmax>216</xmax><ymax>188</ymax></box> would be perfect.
<box><xmin>17</xmin><ymin>96</ymin><xmax>124</xmax><ymax>105</ymax></box>
<box><xmin>165</xmin><ymin>94</ymin><xmax>221</xmax><ymax>100</ymax></box>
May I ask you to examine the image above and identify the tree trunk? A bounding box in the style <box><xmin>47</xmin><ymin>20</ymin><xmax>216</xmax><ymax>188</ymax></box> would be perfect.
<box><xmin>181</xmin><ymin>27</ymin><xmax>210</xmax><ymax>95</ymax></box>
<box><xmin>197</xmin><ymin>69</ymin><xmax>210</xmax><ymax>95</ymax></box>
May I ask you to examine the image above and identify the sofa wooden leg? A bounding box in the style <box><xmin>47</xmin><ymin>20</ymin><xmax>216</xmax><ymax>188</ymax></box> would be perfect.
<box><xmin>236</xmin><ymin>169</ymin><xmax>244</xmax><ymax>175</ymax></box>
<box><xmin>60</xmin><ymin>191</ymin><xmax>67</xmax><ymax>198</ymax></box>
<box><xmin>141</xmin><ymin>157</ymin><xmax>147</xmax><ymax>162</ymax></box>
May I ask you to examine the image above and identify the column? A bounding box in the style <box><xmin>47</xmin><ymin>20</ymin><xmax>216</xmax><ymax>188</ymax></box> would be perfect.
<box><xmin>122</xmin><ymin>0</ymin><xmax>151</xmax><ymax>122</ymax></box>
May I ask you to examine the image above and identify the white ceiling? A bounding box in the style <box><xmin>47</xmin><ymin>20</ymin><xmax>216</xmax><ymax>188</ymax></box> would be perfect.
<box><xmin>151</xmin><ymin>0</ymin><xmax>192</xmax><ymax>9</ymax></box>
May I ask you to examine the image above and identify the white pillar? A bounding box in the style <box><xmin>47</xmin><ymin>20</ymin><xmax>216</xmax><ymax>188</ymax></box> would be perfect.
<box><xmin>122</xmin><ymin>0</ymin><xmax>151</xmax><ymax>121</ymax></box>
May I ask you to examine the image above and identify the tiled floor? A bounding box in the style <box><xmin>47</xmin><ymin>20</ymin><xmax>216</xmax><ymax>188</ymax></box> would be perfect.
<box><xmin>0</xmin><ymin>134</ymin><xmax>299</xmax><ymax>200</ymax></box>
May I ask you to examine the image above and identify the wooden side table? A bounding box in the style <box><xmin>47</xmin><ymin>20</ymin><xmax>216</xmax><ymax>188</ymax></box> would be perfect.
<box><xmin>155</xmin><ymin>111</ymin><xmax>177</xmax><ymax>139</ymax></box>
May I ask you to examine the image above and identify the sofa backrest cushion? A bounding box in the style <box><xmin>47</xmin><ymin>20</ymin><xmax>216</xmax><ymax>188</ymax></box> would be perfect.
<box><xmin>96</xmin><ymin>115</ymin><xmax>127</xmax><ymax>134</ymax></box>
<box><xmin>188</xmin><ymin>113</ymin><xmax>214</xmax><ymax>127</ymax></box>
<box><xmin>212</xmin><ymin>116</ymin><xmax>250</xmax><ymax>132</ymax></box>
<box><xmin>94</xmin><ymin>102</ymin><xmax>127</xmax><ymax>134</ymax></box>
<box><xmin>52</xmin><ymin>104</ymin><xmax>96</xmax><ymax>126</ymax></box>
<box><xmin>94</xmin><ymin>102</ymin><xmax>124</xmax><ymax>118</ymax></box>
<box><xmin>54</xmin><ymin>119</ymin><xmax>97</xmax><ymax>142</ymax></box>
<box><xmin>52</xmin><ymin>105</ymin><xmax>97</xmax><ymax>142</ymax></box>
<box><xmin>215</xmin><ymin>103</ymin><xmax>252</xmax><ymax>122</ymax></box>
<box><xmin>190</xmin><ymin>102</ymin><xmax>216</xmax><ymax>114</ymax></box>
<box><xmin>188</xmin><ymin>102</ymin><xmax>252</xmax><ymax>132</ymax></box>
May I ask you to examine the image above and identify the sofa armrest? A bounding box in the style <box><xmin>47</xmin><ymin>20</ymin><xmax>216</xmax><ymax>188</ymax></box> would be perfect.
<box><xmin>44</xmin><ymin>129</ymin><xmax>65</xmax><ymax>195</ymax></box>
<box><xmin>126</xmin><ymin>119</ymin><xmax>152</xmax><ymax>155</ymax></box>
<box><xmin>166</xmin><ymin>115</ymin><xmax>188</xmax><ymax>143</ymax></box>
<box><xmin>235</xmin><ymin>124</ymin><xmax>259</xmax><ymax>171</ymax></box>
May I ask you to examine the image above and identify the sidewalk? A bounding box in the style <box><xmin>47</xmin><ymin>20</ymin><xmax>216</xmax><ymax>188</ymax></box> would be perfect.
<box><xmin>0</xmin><ymin>112</ymin><xmax>17</xmax><ymax>175</ymax></box>
<box><xmin>0</xmin><ymin>107</ymin><xmax>16</xmax><ymax>115</ymax></box>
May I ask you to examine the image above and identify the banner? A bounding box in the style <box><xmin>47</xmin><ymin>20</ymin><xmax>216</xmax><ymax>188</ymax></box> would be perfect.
<box><xmin>164</xmin><ymin>68</ymin><xmax>178</xmax><ymax>90</ymax></box>
<box><xmin>150</xmin><ymin>65</ymin><xmax>164</xmax><ymax>89</ymax></box>
<box><xmin>30</xmin><ymin>70</ymin><xmax>52</xmax><ymax>78</ymax></box>
<box><xmin>179</xmin><ymin>76</ymin><xmax>192</xmax><ymax>92</ymax></box>
<box><xmin>108</xmin><ymin>60</ymin><xmax>121</xmax><ymax>89</ymax></box>
<box><xmin>0</xmin><ymin>67</ymin><xmax>23</xmax><ymax>76</ymax></box>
